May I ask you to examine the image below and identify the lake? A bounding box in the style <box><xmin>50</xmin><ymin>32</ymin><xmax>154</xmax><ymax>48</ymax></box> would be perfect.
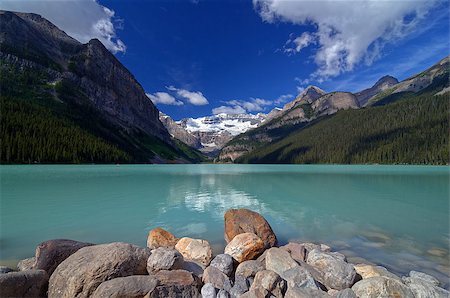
<box><xmin>0</xmin><ymin>164</ymin><xmax>448</xmax><ymax>287</ymax></box>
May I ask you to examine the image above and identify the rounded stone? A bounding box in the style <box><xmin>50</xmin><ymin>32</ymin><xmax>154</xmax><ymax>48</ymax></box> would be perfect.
<box><xmin>210</xmin><ymin>254</ymin><xmax>234</xmax><ymax>276</ymax></box>
<box><xmin>224</xmin><ymin>233</ymin><xmax>265</xmax><ymax>263</ymax></box>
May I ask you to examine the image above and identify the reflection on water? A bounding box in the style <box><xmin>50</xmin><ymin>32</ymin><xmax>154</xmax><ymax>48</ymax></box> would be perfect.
<box><xmin>0</xmin><ymin>164</ymin><xmax>448</xmax><ymax>287</ymax></box>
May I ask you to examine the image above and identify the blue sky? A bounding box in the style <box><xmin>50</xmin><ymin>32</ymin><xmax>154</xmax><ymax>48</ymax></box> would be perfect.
<box><xmin>1</xmin><ymin>0</ymin><xmax>449</xmax><ymax>120</ymax></box>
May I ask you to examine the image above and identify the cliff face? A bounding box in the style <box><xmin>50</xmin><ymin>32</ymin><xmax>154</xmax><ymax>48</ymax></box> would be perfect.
<box><xmin>1</xmin><ymin>10</ymin><xmax>171</xmax><ymax>146</ymax></box>
<box><xmin>159</xmin><ymin>112</ymin><xmax>201</xmax><ymax>148</ymax></box>
<box><xmin>355</xmin><ymin>75</ymin><xmax>399</xmax><ymax>106</ymax></box>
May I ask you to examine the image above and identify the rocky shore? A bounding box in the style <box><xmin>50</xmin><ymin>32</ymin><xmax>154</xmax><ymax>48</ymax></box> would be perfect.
<box><xmin>0</xmin><ymin>208</ymin><xmax>448</xmax><ymax>298</ymax></box>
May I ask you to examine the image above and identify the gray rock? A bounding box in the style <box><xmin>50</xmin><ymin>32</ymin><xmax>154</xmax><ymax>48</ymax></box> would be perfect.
<box><xmin>229</xmin><ymin>274</ymin><xmax>250</xmax><ymax>297</ymax></box>
<box><xmin>265</xmin><ymin>247</ymin><xmax>298</xmax><ymax>278</ymax></box>
<box><xmin>282</xmin><ymin>266</ymin><xmax>319</xmax><ymax>290</ymax></box>
<box><xmin>34</xmin><ymin>239</ymin><xmax>93</xmax><ymax>275</ymax></box>
<box><xmin>250</xmin><ymin>270</ymin><xmax>286</xmax><ymax>297</ymax></box>
<box><xmin>285</xmin><ymin>287</ymin><xmax>330</xmax><ymax>298</ymax></box>
<box><xmin>91</xmin><ymin>275</ymin><xmax>158</xmax><ymax>298</ymax></box>
<box><xmin>210</xmin><ymin>254</ymin><xmax>234</xmax><ymax>276</ymax></box>
<box><xmin>238</xmin><ymin>287</ymin><xmax>269</xmax><ymax>298</ymax></box>
<box><xmin>403</xmin><ymin>273</ymin><xmax>449</xmax><ymax>298</ymax></box>
<box><xmin>235</xmin><ymin>260</ymin><xmax>265</xmax><ymax>278</ymax></box>
<box><xmin>202</xmin><ymin>266</ymin><xmax>233</xmax><ymax>291</ymax></box>
<box><xmin>147</xmin><ymin>247</ymin><xmax>184</xmax><ymax>273</ymax></box>
<box><xmin>17</xmin><ymin>257</ymin><xmax>35</xmax><ymax>271</ymax></box>
<box><xmin>183</xmin><ymin>260</ymin><xmax>206</xmax><ymax>278</ymax></box>
<box><xmin>280</xmin><ymin>242</ymin><xmax>307</xmax><ymax>262</ymax></box>
<box><xmin>352</xmin><ymin>276</ymin><xmax>414</xmax><ymax>298</ymax></box>
<box><xmin>48</xmin><ymin>242</ymin><xmax>150</xmax><ymax>298</ymax></box>
<box><xmin>335</xmin><ymin>288</ymin><xmax>357</xmax><ymax>298</ymax></box>
<box><xmin>217</xmin><ymin>289</ymin><xmax>230</xmax><ymax>298</ymax></box>
<box><xmin>0</xmin><ymin>269</ymin><xmax>48</xmax><ymax>297</ymax></box>
<box><xmin>150</xmin><ymin>269</ymin><xmax>202</xmax><ymax>298</ymax></box>
<box><xmin>0</xmin><ymin>266</ymin><xmax>14</xmax><ymax>274</ymax></box>
<box><xmin>306</xmin><ymin>249</ymin><xmax>356</xmax><ymax>290</ymax></box>
<box><xmin>201</xmin><ymin>283</ymin><xmax>217</xmax><ymax>298</ymax></box>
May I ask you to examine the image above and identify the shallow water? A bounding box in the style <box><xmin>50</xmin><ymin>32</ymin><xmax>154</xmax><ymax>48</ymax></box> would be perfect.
<box><xmin>1</xmin><ymin>164</ymin><xmax>449</xmax><ymax>286</ymax></box>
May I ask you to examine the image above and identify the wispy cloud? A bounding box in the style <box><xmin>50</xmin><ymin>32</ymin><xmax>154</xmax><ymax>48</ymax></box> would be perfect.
<box><xmin>0</xmin><ymin>0</ymin><xmax>126</xmax><ymax>53</ymax></box>
<box><xmin>212</xmin><ymin>105</ymin><xmax>246</xmax><ymax>115</ymax></box>
<box><xmin>167</xmin><ymin>86</ymin><xmax>209</xmax><ymax>106</ymax></box>
<box><xmin>212</xmin><ymin>93</ymin><xmax>294</xmax><ymax>115</ymax></box>
<box><xmin>146</xmin><ymin>92</ymin><xmax>183</xmax><ymax>106</ymax></box>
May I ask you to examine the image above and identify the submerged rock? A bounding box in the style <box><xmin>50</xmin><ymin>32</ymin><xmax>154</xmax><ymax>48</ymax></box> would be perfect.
<box><xmin>306</xmin><ymin>249</ymin><xmax>356</xmax><ymax>290</ymax></box>
<box><xmin>34</xmin><ymin>239</ymin><xmax>93</xmax><ymax>275</ymax></box>
<box><xmin>147</xmin><ymin>227</ymin><xmax>178</xmax><ymax>250</ymax></box>
<box><xmin>48</xmin><ymin>242</ymin><xmax>150</xmax><ymax>298</ymax></box>
<box><xmin>0</xmin><ymin>269</ymin><xmax>48</xmax><ymax>298</ymax></box>
<box><xmin>224</xmin><ymin>232</ymin><xmax>265</xmax><ymax>263</ymax></box>
<box><xmin>91</xmin><ymin>275</ymin><xmax>158</xmax><ymax>298</ymax></box>
<box><xmin>352</xmin><ymin>276</ymin><xmax>414</xmax><ymax>298</ymax></box>
<box><xmin>147</xmin><ymin>247</ymin><xmax>184</xmax><ymax>273</ymax></box>
<box><xmin>175</xmin><ymin>237</ymin><xmax>213</xmax><ymax>266</ymax></box>
<box><xmin>224</xmin><ymin>208</ymin><xmax>277</xmax><ymax>248</ymax></box>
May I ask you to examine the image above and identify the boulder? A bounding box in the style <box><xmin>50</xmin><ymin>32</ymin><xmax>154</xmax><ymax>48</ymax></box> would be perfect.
<box><xmin>239</xmin><ymin>287</ymin><xmax>269</xmax><ymax>298</ymax></box>
<box><xmin>235</xmin><ymin>260</ymin><xmax>265</xmax><ymax>278</ymax></box>
<box><xmin>280</xmin><ymin>242</ymin><xmax>307</xmax><ymax>262</ymax></box>
<box><xmin>201</xmin><ymin>283</ymin><xmax>217</xmax><ymax>298</ymax></box>
<box><xmin>229</xmin><ymin>274</ymin><xmax>250</xmax><ymax>296</ymax></box>
<box><xmin>335</xmin><ymin>288</ymin><xmax>358</xmax><ymax>298</ymax></box>
<box><xmin>17</xmin><ymin>257</ymin><xmax>35</xmax><ymax>271</ymax></box>
<box><xmin>149</xmin><ymin>269</ymin><xmax>202</xmax><ymax>298</ymax></box>
<box><xmin>0</xmin><ymin>269</ymin><xmax>48</xmax><ymax>297</ymax></box>
<box><xmin>351</xmin><ymin>276</ymin><xmax>414</xmax><ymax>298</ymax></box>
<box><xmin>217</xmin><ymin>289</ymin><xmax>230</xmax><ymax>298</ymax></box>
<box><xmin>265</xmin><ymin>247</ymin><xmax>298</xmax><ymax>278</ymax></box>
<box><xmin>34</xmin><ymin>239</ymin><xmax>93</xmax><ymax>275</ymax></box>
<box><xmin>402</xmin><ymin>271</ymin><xmax>449</xmax><ymax>298</ymax></box>
<box><xmin>224</xmin><ymin>208</ymin><xmax>277</xmax><ymax>248</ymax></box>
<box><xmin>250</xmin><ymin>270</ymin><xmax>286</xmax><ymax>297</ymax></box>
<box><xmin>0</xmin><ymin>266</ymin><xmax>13</xmax><ymax>274</ymax></box>
<box><xmin>285</xmin><ymin>287</ymin><xmax>331</xmax><ymax>298</ymax></box>
<box><xmin>306</xmin><ymin>249</ymin><xmax>356</xmax><ymax>290</ymax></box>
<box><xmin>48</xmin><ymin>242</ymin><xmax>150</xmax><ymax>298</ymax></box>
<box><xmin>202</xmin><ymin>266</ymin><xmax>233</xmax><ymax>291</ymax></box>
<box><xmin>147</xmin><ymin>227</ymin><xmax>178</xmax><ymax>249</ymax></box>
<box><xmin>91</xmin><ymin>275</ymin><xmax>158</xmax><ymax>298</ymax></box>
<box><xmin>224</xmin><ymin>233</ymin><xmax>265</xmax><ymax>263</ymax></box>
<box><xmin>282</xmin><ymin>266</ymin><xmax>319</xmax><ymax>290</ymax></box>
<box><xmin>175</xmin><ymin>237</ymin><xmax>213</xmax><ymax>266</ymax></box>
<box><xmin>210</xmin><ymin>254</ymin><xmax>234</xmax><ymax>276</ymax></box>
<box><xmin>147</xmin><ymin>247</ymin><xmax>184</xmax><ymax>273</ymax></box>
<box><xmin>182</xmin><ymin>260</ymin><xmax>206</xmax><ymax>278</ymax></box>
<box><xmin>353</xmin><ymin>264</ymin><xmax>401</xmax><ymax>281</ymax></box>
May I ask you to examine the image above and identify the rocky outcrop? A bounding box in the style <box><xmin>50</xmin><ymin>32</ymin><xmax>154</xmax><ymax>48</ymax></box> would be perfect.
<box><xmin>34</xmin><ymin>239</ymin><xmax>93</xmax><ymax>275</ymax></box>
<box><xmin>224</xmin><ymin>232</ymin><xmax>265</xmax><ymax>263</ymax></box>
<box><xmin>159</xmin><ymin>112</ymin><xmax>201</xmax><ymax>148</ymax></box>
<box><xmin>0</xmin><ymin>269</ymin><xmax>49</xmax><ymax>298</ymax></box>
<box><xmin>224</xmin><ymin>208</ymin><xmax>277</xmax><ymax>248</ymax></box>
<box><xmin>147</xmin><ymin>227</ymin><xmax>179</xmax><ymax>249</ymax></box>
<box><xmin>355</xmin><ymin>75</ymin><xmax>399</xmax><ymax>106</ymax></box>
<box><xmin>48</xmin><ymin>242</ymin><xmax>150</xmax><ymax>298</ymax></box>
<box><xmin>311</xmin><ymin>92</ymin><xmax>360</xmax><ymax>116</ymax></box>
<box><xmin>283</xmin><ymin>86</ymin><xmax>326</xmax><ymax>110</ymax></box>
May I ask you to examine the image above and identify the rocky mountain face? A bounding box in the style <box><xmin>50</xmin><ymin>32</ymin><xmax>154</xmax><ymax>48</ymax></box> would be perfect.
<box><xmin>159</xmin><ymin>112</ymin><xmax>201</xmax><ymax>149</ymax></box>
<box><xmin>355</xmin><ymin>75</ymin><xmax>399</xmax><ymax>106</ymax></box>
<box><xmin>0</xmin><ymin>10</ymin><xmax>207</xmax><ymax>163</ymax></box>
<box><xmin>312</xmin><ymin>92</ymin><xmax>360</xmax><ymax>115</ymax></box>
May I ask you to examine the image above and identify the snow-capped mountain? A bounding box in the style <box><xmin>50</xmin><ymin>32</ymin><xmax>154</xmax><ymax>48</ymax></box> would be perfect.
<box><xmin>159</xmin><ymin>112</ymin><xmax>266</xmax><ymax>155</ymax></box>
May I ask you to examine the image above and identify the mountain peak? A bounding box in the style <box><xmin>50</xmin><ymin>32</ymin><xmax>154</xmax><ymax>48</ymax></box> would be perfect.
<box><xmin>374</xmin><ymin>75</ymin><xmax>399</xmax><ymax>87</ymax></box>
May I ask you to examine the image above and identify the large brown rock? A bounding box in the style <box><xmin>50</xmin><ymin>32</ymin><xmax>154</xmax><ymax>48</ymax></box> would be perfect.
<box><xmin>34</xmin><ymin>239</ymin><xmax>93</xmax><ymax>275</ymax></box>
<box><xmin>0</xmin><ymin>269</ymin><xmax>48</xmax><ymax>298</ymax></box>
<box><xmin>224</xmin><ymin>208</ymin><xmax>277</xmax><ymax>248</ymax></box>
<box><xmin>149</xmin><ymin>269</ymin><xmax>202</xmax><ymax>298</ymax></box>
<box><xmin>48</xmin><ymin>242</ymin><xmax>150</xmax><ymax>298</ymax></box>
<box><xmin>224</xmin><ymin>232</ymin><xmax>265</xmax><ymax>263</ymax></box>
<box><xmin>147</xmin><ymin>228</ymin><xmax>178</xmax><ymax>249</ymax></box>
<box><xmin>175</xmin><ymin>237</ymin><xmax>212</xmax><ymax>266</ymax></box>
<box><xmin>92</xmin><ymin>275</ymin><xmax>158</xmax><ymax>298</ymax></box>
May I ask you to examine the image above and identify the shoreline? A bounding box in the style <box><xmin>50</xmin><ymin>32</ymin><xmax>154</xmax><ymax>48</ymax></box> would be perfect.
<box><xmin>1</xmin><ymin>208</ymin><xmax>448</xmax><ymax>297</ymax></box>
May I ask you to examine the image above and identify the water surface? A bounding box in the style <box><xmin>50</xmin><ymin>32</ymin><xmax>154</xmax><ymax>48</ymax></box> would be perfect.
<box><xmin>1</xmin><ymin>165</ymin><xmax>448</xmax><ymax>286</ymax></box>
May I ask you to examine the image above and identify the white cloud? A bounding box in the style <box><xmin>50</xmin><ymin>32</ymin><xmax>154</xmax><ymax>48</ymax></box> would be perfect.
<box><xmin>212</xmin><ymin>105</ymin><xmax>246</xmax><ymax>115</ymax></box>
<box><xmin>274</xmin><ymin>94</ymin><xmax>293</xmax><ymax>105</ymax></box>
<box><xmin>254</xmin><ymin>0</ymin><xmax>438</xmax><ymax>80</ymax></box>
<box><xmin>0</xmin><ymin>0</ymin><xmax>126</xmax><ymax>53</ymax></box>
<box><xmin>285</xmin><ymin>32</ymin><xmax>315</xmax><ymax>54</ymax></box>
<box><xmin>146</xmin><ymin>92</ymin><xmax>183</xmax><ymax>106</ymax></box>
<box><xmin>167</xmin><ymin>86</ymin><xmax>209</xmax><ymax>105</ymax></box>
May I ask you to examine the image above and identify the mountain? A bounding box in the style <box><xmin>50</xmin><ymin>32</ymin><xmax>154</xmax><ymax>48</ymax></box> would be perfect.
<box><xmin>0</xmin><ymin>10</ymin><xmax>204</xmax><ymax>164</ymax></box>
<box><xmin>159</xmin><ymin>112</ymin><xmax>201</xmax><ymax>149</ymax></box>
<box><xmin>355</xmin><ymin>75</ymin><xmax>399</xmax><ymax>106</ymax></box>
<box><xmin>219</xmin><ymin>56</ymin><xmax>449</xmax><ymax>164</ymax></box>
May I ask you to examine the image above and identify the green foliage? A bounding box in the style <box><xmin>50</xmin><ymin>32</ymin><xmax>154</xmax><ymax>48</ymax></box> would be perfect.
<box><xmin>238</xmin><ymin>94</ymin><xmax>449</xmax><ymax>165</ymax></box>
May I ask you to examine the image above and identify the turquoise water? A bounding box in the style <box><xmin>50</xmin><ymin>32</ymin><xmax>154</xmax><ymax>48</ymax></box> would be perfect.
<box><xmin>1</xmin><ymin>165</ymin><xmax>449</xmax><ymax>286</ymax></box>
